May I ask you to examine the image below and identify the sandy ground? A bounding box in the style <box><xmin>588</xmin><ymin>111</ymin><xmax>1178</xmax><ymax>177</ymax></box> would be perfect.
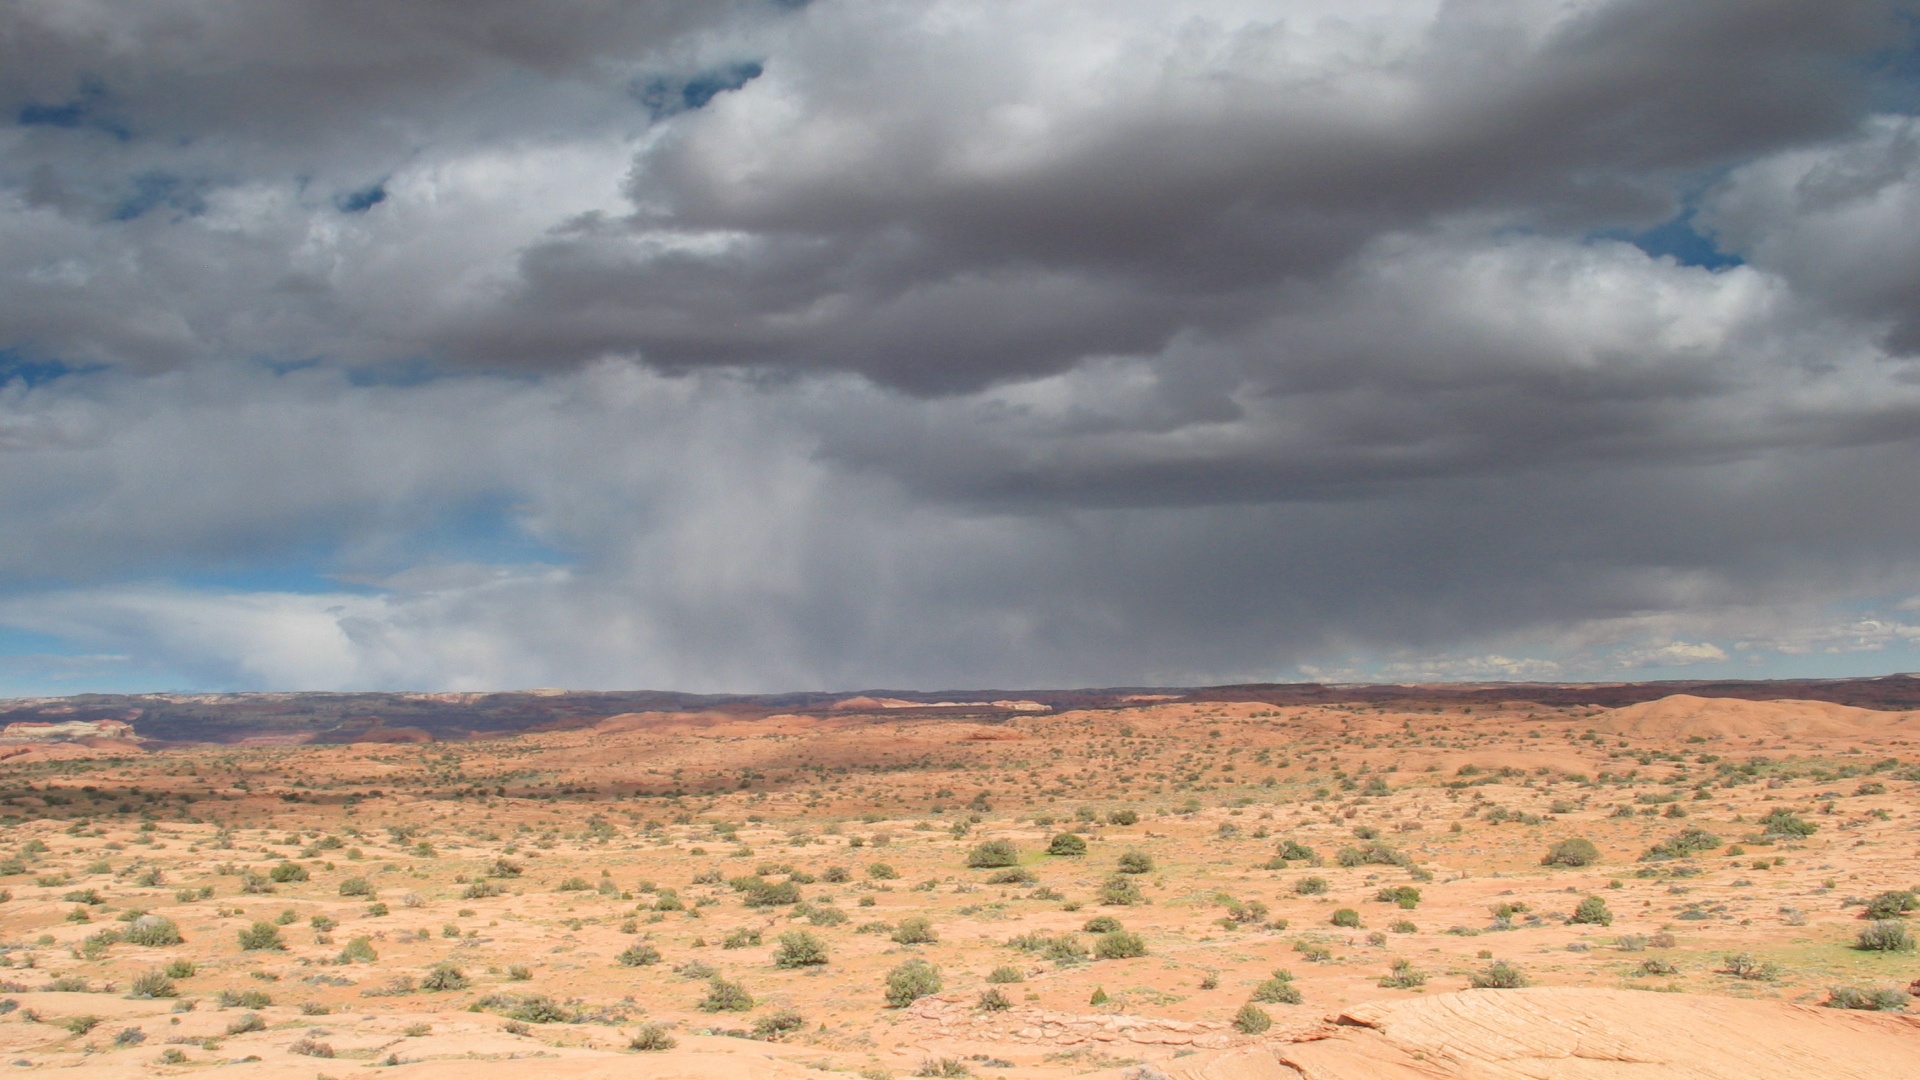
<box><xmin>0</xmin><ymin>693</ymin><xmax>1914</xmax><ymax>1077</ymax></box>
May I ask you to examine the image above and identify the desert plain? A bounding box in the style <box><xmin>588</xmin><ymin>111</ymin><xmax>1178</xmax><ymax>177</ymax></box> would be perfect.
<box><xmin>0</xmin><ymin>687</ymin><xmax>1916</xmax><ymax>1078</ymax></box>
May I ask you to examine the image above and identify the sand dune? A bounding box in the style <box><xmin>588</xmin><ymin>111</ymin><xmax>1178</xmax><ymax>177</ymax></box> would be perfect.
<box><xmin>1595</xmin><ymin>694</ymin><xmax>1920</xmax><ymax>740</ymax></box>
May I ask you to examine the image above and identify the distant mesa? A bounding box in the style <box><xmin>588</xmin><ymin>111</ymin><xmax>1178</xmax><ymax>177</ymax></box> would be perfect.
<box><xmin>831</xmin><ymin>696</ymin><xmax>1049</xmax><ymax>712</ymax></box>
<box><xmin>311</xmin><ymin>717</ymin><xmax>434</xmax><ymax>744</ymax></box>
<box><xmin>1</xmin><ymin>719</ymin><xmax>138</xmax><ymax>743</ymax></box>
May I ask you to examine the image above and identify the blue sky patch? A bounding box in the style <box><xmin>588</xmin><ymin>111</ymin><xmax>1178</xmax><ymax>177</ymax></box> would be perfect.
<box><xmin>18</xmin><ymin>79</ymin><xmax>128</xmax><ymax>139</ymax></box>
<box><xmin>18</xmin><ymin>78</ymin><xmax>103</xmax><ymax>128</ymax></box>
<box><xmin>112</xmin><ymin>171</ymin><xmax>205</xmax><ymax>222</ymax></box>
<box><xmin>0</xmin><ymin>351</ymin><xmax>95</xmax><ymax>388</ymax></box>
<box><xmin>635</xmin><ymin>61</ymin><xmax>765</xmax><ymax>121</ymax></box>
<box><xmin>1591</xmin><ymin>204</ymin><xmax>1742</xmax><ymax>271</ymax></box>
<box><xmin>337</xmin><ymin>182</ymin><xmax>387</xmax><ymax>213</ymax></box>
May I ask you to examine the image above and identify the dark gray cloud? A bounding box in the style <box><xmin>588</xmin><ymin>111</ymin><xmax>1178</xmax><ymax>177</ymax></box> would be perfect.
<box><xmin>468</xmin><ymin>0</ymin><xmax>1905</xmax><ymax>389</ymax></box>
<box><xmin>2</xmin><ymin>0</ymin><xmax>763</xmax><ymax>140</ymax></box>
<box><xmin>1</xmin><ymin>0</ymin><xmax>1919</xmax><ymax>693</ymax></box>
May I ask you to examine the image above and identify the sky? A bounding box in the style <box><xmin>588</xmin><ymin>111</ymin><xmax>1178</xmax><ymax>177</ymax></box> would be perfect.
<box><xmin>3</xmin><ymin>0</ymin><xmax>1920</xmax><ymax>697</ymax></box>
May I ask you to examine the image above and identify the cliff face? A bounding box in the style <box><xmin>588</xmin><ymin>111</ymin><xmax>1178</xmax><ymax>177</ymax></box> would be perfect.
<box><xmin>0</xmin><ymin>718</ymin><xmax>138</xmax><ymax>741</ymax></box>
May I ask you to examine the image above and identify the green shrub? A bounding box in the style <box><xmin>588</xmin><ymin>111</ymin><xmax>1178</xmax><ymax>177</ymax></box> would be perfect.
<box><xmin>629</xmin><ymin>1023</ymin><xmax>676</xmax><ymax>1051</ymax></box>
<box><xmin>225</xmin><ymin>1013</ymin><xmax>266</xmax><ymax>1035</ymax></box>
<box><xmin>1047</xmin><ymin>833</ymin><xmax>1088</xmax><ymax>857</ymax></box>
<box><xmin>236</xmin><ymin>921</ymin><xmax>284</xmax><ymax>951</ymax></box>
<box><xmin>867</xmin><ymin>863</ymin><xmax>899</xmax><ymax>880</ymax></box>
<box><xmin>1331</xmin><ymin>909</ymin><xmax>1361</xmax><ymax>928</ymax></box>
<box><xmin>986</xmin><ymin>965</ymin><xmax>1024</xmax><ymax>984</ymax></box>
<box><xmin>1290</xmin><ymin>933</ymin><xmax>1336</xmax><ymax>957</ymax></box>
<box><xmin>976</xmin><ymin>987</ymin><xmax>1011</xmax><ymax>1012</ymax></box>
<box><xmin>723</xmin><ymin>927</ymin><xmax>762</xmax><ymax>949</ymax></box>
<box><xmin>1232</xmin><ymin>1002</ymin><xmax>1271</xmax><ymax>1034</ymax></box>
<box><xmin>422</xmin><ymin>963</ymin><xmax>469</xmax><ymax>991</ymax></box>
<box><xmin>966</xmin><ymin>841</ymin><xmax>1020</xmax><ymax>868</ymax></box>
<box><xmin>753</xmin><ymin>1008</ymin><xmax>806</xmax><ymax>1040</ymax></box>
<box><xmin>743</xmin><ymin>880</ymin><xmax>802</xmax><ymax>907</ymax></box>
<box><xmin>1094</xmin><ymin>930</ymin><xmax>1147</xmax><ymax>959</ymax></box>
<box><xmin>123</xmin><ymin>915</ymin><xmax>183</xmax><ymax>947</ymax></box>
<box><xmin>697</xmin><ymin>978</ymin><xmax>755</xmax><ymax>1013</ymax></box>
<box><xmin>1335</xmin><ymin>842</ymin><xmax>1403</xmax><ymax>868</ymax></box>
<box><xmin>1826</xmin><ymin>985</ymin><xmax>1909</xmax><ymax>1011</ymax></box>
<box><xmin>1116</xmin><ymin>851</ymin><xmax>1154</xmax><ymax>875</ymax></box>
<box><xmin>1641</xmin><ymin>829</ymin><xmax>1720</xmax><ymax>861</ymax></box>
<box><xmin>1294</xmin><ymin>876</ymin><xmax>1328</xmax><ymax>896</ymax></box>
<box><xmin>1374</xmin><ymin>886</ymin><xmax>1420</xmax><ymax>909</ymax></box>
<box><xmin>217</xmin><ymin>988</ymin><xmax>271</xmax><ymax>1008</ymax></box>
<box><xmin>1007</xmin><ymin>931</ymin><xmax>1087</xmax><ymax>962</ymax></box>
<box><xmin>163</xmin><ymin>960</ymin><xmax>195</xmax><ymax>979</ymax></box>
<box><xmin>1856</xmin><ymin>920</ymin><xmax>1915</xmax><ymax>952</ymax></box>
<box><xmin>1863</xmin><ymin>891</ymin><xmax>1917</xmax><ymax>920</ymax></box>
<box><xmin>1542</xmin><ymin>838</ymin><xmax>1600</xmax><ymax>868</ymax></box>
<box><xmin>1250</xmin><ymin>971</ymin><xmax>1300</xmax><ymax>1004</ymax></box>
<box><xmin>62</xmin><ymin>1016</ymin><xmax>103</xmax><ymax>1037</ymax></box>
<box><xmin>1470</xmin><ymin>961</ymin><xmax>1526</xmax><ymax>989</ymax></box>
<box><xmin>269</xmin><ymin>862</ymin><xmax>309</xmax><ymax>883</ymax></box>
<box><xmin>1378</xmin><ymin>958</ymin><xmax>1426</xmax><ymax>989</ymax></box>
<box><xmin>1274</xmin><ymin>840</ymin><xmax>1316</xmax><ymax>862</ymax></box>
<box><xmin>1043</xmin><ymin>935</ymin><xmax>1089</xmax><ymax>963</ymax></box>
<box><xmin>127</xmin><ymin>970</ymin><xmax>176</xmax><ymax>999</ymax></box>
<box><xmin>1721</xmin><ymin>952</ymin><xmax>1779</xmax><ymax>980</ymax></box>
<box><xmin>616</xmin><ymin>943</ymin><xmax>662</xmax><ymax>967</ymax></box>
<box><xmin>1106</xmin><ymin>810</ymin><xmax>1139</xmax><ymax>826</ymax></box>
<box><xmin>1757</xmin><ymin>809</ymin><xmax>1816</xmax><ymax>838</ymax></box>
<box><xmin>773</xmin><ymin>931</ymin><xmax>828</xmax><ymax>968</ymax></box>
<box><xmin>337</xmin><ymin>936</ymin><xmax>378</xmax><ymax>963</ymax></box>
<box><xmin>505</xmin><ymin>995</ymin><xmax>573</xmax><ymax>1023</ymax></box>
<box><xmin>884</xmin><ymin>959</ymin><xmax>942</xmax><ymax>1007</ymax></box>
<box><xmin>1226</xmin><ymin>898</ymin><xmax>1272</xmax><ymax>931</ymax></box>
<box><xmin>1097</xmin><ymin>876</ymin><xmax>1144</xmax><ymax>906</ymax></box>
<box><xmin>892</xmin><ymin>916</ymin><xmax>938</xmax><ymax>945</ymax></box>
<box><xmin>338</xmin><ymin>877</ymin><xmax>374</xmax><ymax>898</ymax></box>
<box><xmin>81</xmin><ymin>927</ymin><xmax>120</xmax><ymax>956</ymax></box>
<box><xmin>985</xmin><ymin>868</ymin><xmax>1034</xmax><ymax>885</ymax></box>
<box><xmin>1082</xmin><ymin>915</ymin><xmax>1123</xmax><ymax>933</ymax></box>
<box><xmin>1570</xmin><ymin>897</ymin><xmax>1613</xmax><ymax>927</ymax></box>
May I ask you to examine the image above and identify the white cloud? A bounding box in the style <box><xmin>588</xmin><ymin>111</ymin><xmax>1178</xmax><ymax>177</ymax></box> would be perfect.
<box><xmin>1612</xmin><ymin>641</ymin><xmax>1729</xmax><ymax>669</ymax></box>
<box><xmin>1376</xmin><ymin>655</ymin><xmax>1566</xmax><ymax>682</ymax></box>
<box><xmin>1736</xmin><ymin>618</ymin><xmax>1920</xmax><ymax>656</ymax></box>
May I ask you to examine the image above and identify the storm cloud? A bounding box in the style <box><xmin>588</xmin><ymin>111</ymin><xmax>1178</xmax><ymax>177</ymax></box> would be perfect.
<box><xmin>2</xmin><ymin>0</ymin><xmax>1919</xmax><ymax>694</ymax></box>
